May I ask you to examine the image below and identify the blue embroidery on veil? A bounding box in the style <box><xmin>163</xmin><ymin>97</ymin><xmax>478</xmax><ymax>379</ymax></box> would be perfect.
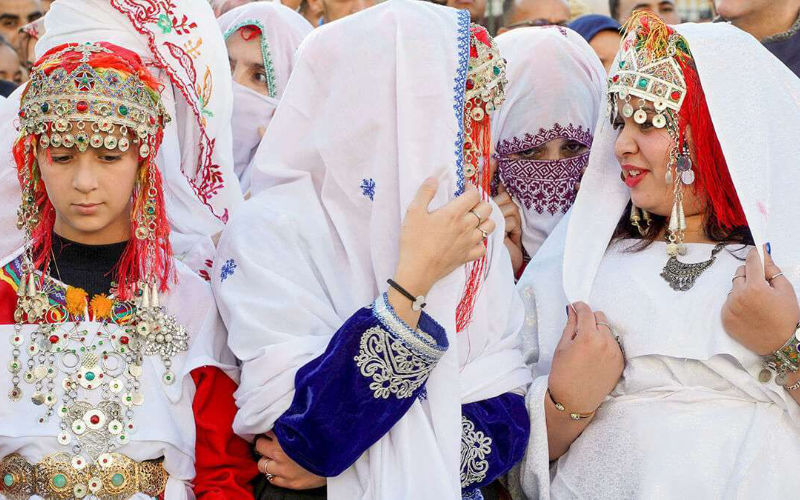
<box><xmin>453</xmin><ymin>9</ymin><xmax>470</xmax><ymax>196</ymax></box>
<box><xmin>220</xmin><ymin>259</ymin><xmax>237</xmax><ymax>282</ymax></box>
<box><xmin>360</xmin><ymin>178</ymin><xmax>376</xmax><ymax>201</ymax></box>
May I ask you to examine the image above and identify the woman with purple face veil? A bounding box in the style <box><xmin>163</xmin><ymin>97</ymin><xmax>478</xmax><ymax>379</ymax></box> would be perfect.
<box><xmin>513</xmin><ymin>12</ymin><xmax>800</xmax><ymax>499</ymax></box>
<box><xmin>491</xmin><ymin>26</ymin><xmax>605</xmax><ymax>275</ymax></box>
<box><xmin>213</xmin><ymin>1</ymin><xmax>532</xmax><ymax>498</ymax></box>
<box><xmin>219</xmin><ymin>2</ymin><xmax>312</xmax><ymax>194</ymax></box>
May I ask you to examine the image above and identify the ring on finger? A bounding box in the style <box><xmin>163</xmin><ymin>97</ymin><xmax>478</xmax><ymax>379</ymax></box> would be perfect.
<box><xmin>265</xmin><ymin>473</ymin><xmax>276</xmax><ymax>481</ymax></box>
<box><xmin>478</xmin><ymin>227</ymin><xmax>488</xmax><ymax>239</ymax></box>
<box><xmin>470</xmin><ymin>209</ymin><xmax>483</xmax><ymax>226</ymax></box>
<box><xmin>596</xmin><ymin>321</ymin><xmax>613</xmax><ymax>333</ymax></box>
<box><xmin>769</xmin><ymin>272</ymin><xmax>784</xmax><ymax>282</ymax></box>
<box><xmin>731</xmin><ymin>274</ymin><xmax>746</xmax><ymax>283</ymax></box>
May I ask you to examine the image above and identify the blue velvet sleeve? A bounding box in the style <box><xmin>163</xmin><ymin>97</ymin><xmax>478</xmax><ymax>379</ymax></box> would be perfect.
<box><xmin>273</xmin><ymin>293</ymin><xmax>448</xmax><ymax>477</ymax></box>
<box><xmin>460</xmin><ymin>393</ymin><xmax>530</xmax><ymax>499</ymax></box>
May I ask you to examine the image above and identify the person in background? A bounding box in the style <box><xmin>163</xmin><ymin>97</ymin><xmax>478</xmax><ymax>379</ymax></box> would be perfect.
<box><xmin>501</xmin><ymin>0</ymin><xmax>570</xmax><ymax>32</ymax></box>
<box><xmin>212</xmin><ymin>0</ymin><xmax>256</xmax><ymax>17</ymax></box>
<box><xmin>0</xmin><ymin>35</ymin><xmax>25</xmax><ymax>84</ymax></box>
<box><xmin>569</xmin><ymin>14</ymin><xmax>622</xmax><ymax>71</ymax></box>
<box><xmin>447</xmin><ymin>0</ymin><xmax>487</xmax><ymax>23</ymax></box>
<box><xmin>16</xmin><ymin>17</ymin><xmax>44</xmax><ymax>75</ymax></box>
<box><xmin>219</xmin><ymin>2</ymin><xmax>312</xmax><ymax>193</ymax></box>
<box><xmin>0</xmin><ymin>79</ymin><xmax>16</xmax><ymax>97</ymax></box>
<box><xmin>609</xmin><ymin>0</ymin><xmax>679</xmax><ymax>24</ymax></box>
<box><xmin>302</xmin><ymin>0</ymin><xmax>375</xmax><ymax>24</ymax></box>
<box><xmin>715</xmin><ymin>0</ymin><xmax>800</xmax><ymax>77</ymax></box>
<box><xmin>0</xmin><ymin>0</ymin><xmax>42</xmax><ymax>49</ymax></box>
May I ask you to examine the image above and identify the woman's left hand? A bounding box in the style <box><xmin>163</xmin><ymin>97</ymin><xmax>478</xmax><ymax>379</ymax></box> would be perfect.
<box><xmin>493</xmin><ymin>183</ymin><xmax>524</xmax><ymax>274</ymax></box>
<box><xmin>722</xmin><ymin>245</ymin><xmax>800</xmax><ymax>355</ymax></box>
<box><xmin>255</xmin><ymin>431</ymin><xmax>327</xmax><ymax>490</ymax></box>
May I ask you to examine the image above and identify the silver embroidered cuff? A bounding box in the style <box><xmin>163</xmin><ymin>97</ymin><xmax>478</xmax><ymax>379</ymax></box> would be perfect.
<box><xmin>373</xmin><ymin>293</ymin><xmax>447</xmax><ymax>365</ymax></box>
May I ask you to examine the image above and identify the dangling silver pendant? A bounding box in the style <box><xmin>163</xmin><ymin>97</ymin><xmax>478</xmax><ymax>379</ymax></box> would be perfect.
<box><xmin>665</xmin><ymin>169</ymin><xmax>673</xmax><ymax>184</ymax></box>
<box><xmin>681</xmin><ymin>170</ymin><xmax>695</xmax><ymax>185</ymax></box>
<box><xmin>661</xmin><ymin>243</ymin><xmax>725</xmax><ymax>291</ymax></box>
<box><xmin>622</xmin><ymin>103</ymin><xmax>634</xmax><ymax>118</ymax></box>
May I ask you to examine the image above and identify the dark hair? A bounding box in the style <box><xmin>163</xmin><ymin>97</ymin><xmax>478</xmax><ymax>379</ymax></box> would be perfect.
<box><xmin>609</xmin><ymin>0</ymin><xmax>619</xmax><ymax>20</ymax></box>
<box><xmin>612</xmin><ymin>201</ymin><xmax>754</xmax><ymax>250</ymax></box>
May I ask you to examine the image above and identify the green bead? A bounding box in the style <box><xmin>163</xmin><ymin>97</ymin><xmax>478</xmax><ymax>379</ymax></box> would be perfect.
<box><xmin>493</xmin><ymin>66</ymin><xmax>500</xmax><ymax>75</ymax></box>
<box><xmin>3</xmin><ymin>473</ymin><xmax>14</xmax><ymax>486</ymax></box>
<box><xmin>85</xmin><ymin>371</ymin><xmax>95</xmax><ymax>381</ymax></box>
<box><xmin>52</xmin><ymin>473</ymin><xmax>67</xmax><ymax>488</ymax></box>
<box><xmin>111</xmin><ymin>473</ymin><xmax>125</xmax><ymax>486</ymax></box>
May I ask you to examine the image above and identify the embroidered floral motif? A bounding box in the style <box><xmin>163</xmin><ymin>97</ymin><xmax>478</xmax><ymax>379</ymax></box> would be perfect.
<box><xmin>496</xmin><ymin>153</ymin><xmax>588</xmax><ymax>215</ymax></box>
<box><xmin>460</xmin><ymin>416</ymin><xmax>492</xmax><ymax>488</ymax></box>
<box><xmin>220</xmin><ymin>259</ymin><xmax>237</xmax><ymax>282</ymax></box>
<box><xmin>453</xmin><ymin>9</ymin><xmax>471</xmax><ymax>196</ymax></box>
<box><xmin>354</xmin><ymin>326</ymin><xmax>434</xmax><ymax>399</ymax></box>
<box><xmin>496</xmin><ymin>123</ymin><xmax>593</xmax><ymax>156</ymax></box>
<box><xmin>462</xmin><ymin>489</ymin><xmax>485</xmax><ymax>500</ymax></box>
<box><xmin>360</xmin><ymin>178</ymin><xmax>376</xmax><ymax>201</ymax></box>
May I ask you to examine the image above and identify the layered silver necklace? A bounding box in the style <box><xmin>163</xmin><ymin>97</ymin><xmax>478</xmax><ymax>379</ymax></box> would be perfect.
<box><xmin>661</xmin><ymin>243</ymin><xmax>726</xmax><ymax>291</ymax></box>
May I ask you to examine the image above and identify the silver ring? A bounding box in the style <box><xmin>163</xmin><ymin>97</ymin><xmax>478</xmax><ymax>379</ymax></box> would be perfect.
<box><xmin>265</xmin><ymin>473</ymin><xmax>276</xmax><ymax>481</ymax></box>
<box><xmin>470</xmin><ymin>209</ymin><xmax>482</xmax><ymax>226</ymax></box>
<box><xmin>769</xmin><ymin>272</ymin><xmax>784</xmax><ymax>282</ymax></box>
<box><xmin>731</xmin><ymin>275</ymin><xmax>746</xmax><ymax>283</ymax></box>
<box><xmin>478</xmin><ymin>228</ymin><xmax>488</xmax><ymax>239</ymax></box>
<box><xmin>596</xmin><ymin>321</ymin><xmax>612</xmax><ymax>333</ymax></box>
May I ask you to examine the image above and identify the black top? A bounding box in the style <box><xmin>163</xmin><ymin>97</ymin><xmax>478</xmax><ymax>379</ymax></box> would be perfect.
<box><xmin>48</xmin><ymin>233</ymin><xmax>128</xmax><ymax>297</ymax></box>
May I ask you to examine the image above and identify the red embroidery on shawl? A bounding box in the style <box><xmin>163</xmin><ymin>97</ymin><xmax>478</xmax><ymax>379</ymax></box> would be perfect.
<box><xmin>496</xmin><ymin>123</ymin><xmax>593</xmax><ymax>156</ymax></box>
<box><xmin>110</xmin><ymin>0</ymin><xmax>228</xmax><ymax>222</ymax></box>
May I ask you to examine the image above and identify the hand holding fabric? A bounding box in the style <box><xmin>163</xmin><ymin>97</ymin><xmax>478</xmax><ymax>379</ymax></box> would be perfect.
<box><xmin>255</xmin><ymin>431</ymin><xmax>327</xmax><ymax>490</ymax></box>
<box><xmin>723</xmin><ymin>246</ymin><xmax>800</xmax><ymax>355</ymax></box>
<box><xmin>545</xmin><ymin>302</ymin><xmax>624</xmax><ymax>459</ymax></box>
<box><xmin>394</xmin><ymin>178</ymin><xmax>495</xmax><ymax>297</ymax></box>
<box><xmin>493</xmin><ymin>183</ymin><xmax>524</xmax><ymax>274</ymax></box>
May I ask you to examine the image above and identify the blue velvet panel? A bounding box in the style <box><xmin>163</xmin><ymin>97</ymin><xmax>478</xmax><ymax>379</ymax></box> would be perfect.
<box><xmin>461</xmin><ymin>393</ymin><xmax>530</xmax><ymax>494</ymax></box>
<box><xmin>274</xmin><ymin>294</ymin><xmax>448</xmax><ymax>477</ymax></box>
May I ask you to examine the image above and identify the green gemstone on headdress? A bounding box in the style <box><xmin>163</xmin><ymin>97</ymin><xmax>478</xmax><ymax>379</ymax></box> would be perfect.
<box><xmin>3</xmin><ymin>474</ymin><xmax>13</xmax><ymax>486</ymax></box>
<box><xmin>85</xmin><ymin>371</ymin><xmax>95</xmax><ymax>381</ymax></box>
<box><xmin>52</xmin><ymin>474</ymin><xmax>67</xmax><ymax>488</ymax></box>
<box><xmin>111</xmin><ymin>473</ymin><xmax>125</xmax><ymax>486</ymax></box>
<box><xmin>118</xmin><ymin>105</ymin><xmax>128</xmax><ymax>116</ymax></box>
<box><xmin>638</xmin><ymin>78</ymin><xmax>648</xmax><ymax>88</ymax></box>
<box><xmin>619</xmin><ymin>60</ymin><xmax>625</xmax><ymax>68</ymax></box>
<box><xmin>493</xmin><ymin>66</ymin><xmax>500</xmax><ymax>76</ymax></box>
<box><xmin>146</xmin><ymin>205</ymin><xmax>155</xmax><ymax>215</ymax></box>
<box><xmin>41</xmin><ymin>102</ymin><xmax>49</xmax><ymax>113</ymax></box>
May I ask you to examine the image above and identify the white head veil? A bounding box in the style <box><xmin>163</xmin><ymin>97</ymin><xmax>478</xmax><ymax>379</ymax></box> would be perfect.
<box><xmin>492</xmin><ymin>26</ymin><xmax>605</xmax><ymax>257</ymax></box>
<box><xmin>29</xmin><ymin>0</ymin><xmax>244</xmax><ymax>276</ymax></box>
<box><xmin>214</xmin><ymin>1</ymin><xmax>530</xmax><ymax>498</ymax></box>
<box><xmin>218</xmin><ymin>2</ymin><xmax>312</xmax><ymax>193</ymax></box>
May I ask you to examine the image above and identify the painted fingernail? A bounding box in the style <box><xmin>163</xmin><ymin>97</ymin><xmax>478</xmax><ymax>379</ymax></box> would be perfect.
<box><xmin>565</xmin><ymin>305</ymin><xmax>569</xmax><ymax>317</ymax></box>
<box><xmin>766</xmin><ymin>242</ymin><xmax>772</xmax><ymax>255</ymax></box>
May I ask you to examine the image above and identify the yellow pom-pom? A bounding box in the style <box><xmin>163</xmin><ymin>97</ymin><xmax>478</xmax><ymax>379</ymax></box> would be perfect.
<box><xmin>90</xmin><ymin>294</ymin><xmax>114</xmax><ymax>320</ymax></box>
<box><xmin>65</xmin><ymin>286</ymin><xmax>88</xmax><ymax>316</ymax></box>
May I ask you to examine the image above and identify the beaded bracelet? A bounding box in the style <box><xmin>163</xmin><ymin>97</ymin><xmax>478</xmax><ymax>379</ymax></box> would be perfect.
<box><xmin>547</xmin><ymin>389</ymin><xmax>596</xmax><ymax>420</ymax></box>
<box><xmin>759</xmin><ymin>323</ymin><xmax>800</xmax><ymax>386</ymax></box>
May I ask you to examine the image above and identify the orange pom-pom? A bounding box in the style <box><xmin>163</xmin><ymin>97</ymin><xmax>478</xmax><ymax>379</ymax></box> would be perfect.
<box><xmin>90</xmin><ymin>294</ymin><xmax>113</xmax><ymax>320</ymax></box>
<box><xmin>65</xmin><ymin>286</ymin><xmax>88</xmax><ymax>316</ymax></box>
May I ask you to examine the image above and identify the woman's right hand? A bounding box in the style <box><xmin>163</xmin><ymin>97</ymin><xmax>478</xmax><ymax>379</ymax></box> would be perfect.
<box><xmin>545</xmin><ymin>302</ymin><xmax>624</xmax><ymax>459</ymax></box>
<box><xmin>393</xmin><ymin>178</ymin><xmax>495</xmax><ymax>298</ymax></box>
<box><xmin>548</xmin><ymin>302</ymin><xmax>624</xmax><ymax>416</ymax></box>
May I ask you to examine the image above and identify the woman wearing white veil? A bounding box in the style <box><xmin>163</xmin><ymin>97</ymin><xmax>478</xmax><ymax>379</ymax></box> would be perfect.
<box><xmin>0</xmin><ymin>0</ymin><xmax>243</xmax><ymax>278</ymax></box>
<box><xmin>514</xmin><ymin>11</ymin><xmax>800</xmax><ymax>499</ymax></box>
<box><xmin>213</xmin><ymin>1</ymin><xmax>531</xmax><ymax>499</ymax></box>
<box><xmin>218</xmin><ymin>2</ymin><xmax>312</xmax><ymax>194</ymax></box>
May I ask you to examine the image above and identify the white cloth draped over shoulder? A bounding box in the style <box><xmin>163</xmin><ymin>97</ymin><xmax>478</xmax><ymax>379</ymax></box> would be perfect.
<box><xmin>212</xmin><ymin>1</ymin><xmax>530</xmax><ymax>499</ymax></box>
<box><xmin>218</xmin><ymin>2</ymin><xmax>312</xmax><ymax>193</ymax></box>
<box><xmin>514</xmin><ymin>22</ymin><xmax>800</xmax><ymax>499</ymax></box>
<box><xmin>0</xmin><ymin>0</ymin><xmax>244</xmax><ymax>275</ymax></box>
<box><xmin>491</xmin><ymin>27</ymin><xmax>605</xmax><ymax>257</ymax></box>
<box><xmin>0</xmin><ymin>249</ymin><xmax>239</xmax><ymax>500</ymax></box>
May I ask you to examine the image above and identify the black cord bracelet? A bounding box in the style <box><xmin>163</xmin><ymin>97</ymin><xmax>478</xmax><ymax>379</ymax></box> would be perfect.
<box><xmin>386</xmin><ymin>279</ymin><xmax>427</xmax><ymax>311</ymax></box>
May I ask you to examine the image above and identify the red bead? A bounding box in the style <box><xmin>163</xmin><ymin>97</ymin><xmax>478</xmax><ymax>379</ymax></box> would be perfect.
<box><xmin>120</xmin><ymin>336</ymin><xmax>129</xmax><ymax>345</ymax></box>
<box><xmin>90</xmin><ymin>415</ymin><xmax>100</xmax><ymax>424</ymax></box>
<box><xmin>49</xmin><ymin>335</ymin><xmax>59</xmax><ymax>344</ymax></box>
<box><xmin>670</xmin><ymin>91</ymin><xmax>681</xmax><ymax>101</ymax></box>
<box><xmin>76</xmin><ymin>101</ymin><xmax>89</xmax><ymax>112</ymax></box>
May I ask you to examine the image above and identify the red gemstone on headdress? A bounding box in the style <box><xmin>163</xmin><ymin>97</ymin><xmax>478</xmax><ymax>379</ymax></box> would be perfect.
<box><xmin>466</xmin><ymin>79</ymin><xmax>474</xmax><ymax>90</ymax></box>
<box><xmin>18</xmin><ymin>110</ymin><xmax>25</xmax><ymax>118</ymax></box>
<box><xmin>612</xmin><ymin>75</ymin><xmax>619</xmax><ymax>82</ymax></box>
<box><xmin>49</xmin><ymin>335</ymin><xmax>59</xmax><ymax>344</ymax></box>
<box><xmin>120</xmin><ymin>336</ymin><xmax>129</xmax><ymax>345</ymax></box>
<box><xmin>76</xmin><ymin>101</ymin><xmax>89</xmax><ymax>112</ymax></box>
<box><xmin>670</xmin><ymin>91</ymin><xmax>681</xmax><ymax>101</ymax></box>
<box><xmin>149</xmin><ymin>116</ymin><xmax>156</xmax><ymax>125</ymax></box>
<box><xmin>90</xmin><ymin>415</ymin><xmax>100</xmax><ymax>424</ymax></box>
